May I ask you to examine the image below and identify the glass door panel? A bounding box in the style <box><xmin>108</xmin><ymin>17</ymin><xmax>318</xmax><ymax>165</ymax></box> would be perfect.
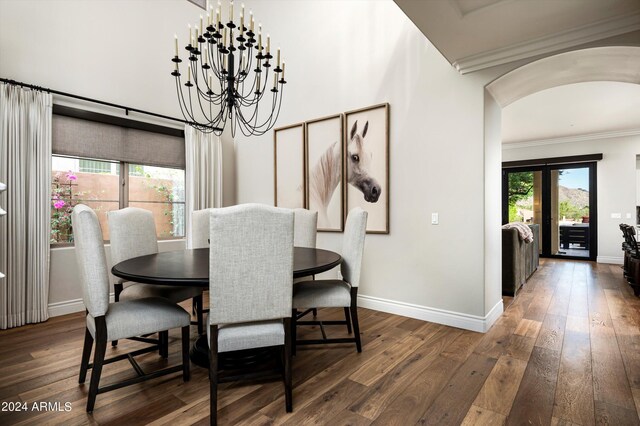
<box><xmin>506</xmin><ymin>170</ymin><xmax>543</xmax><ymax>253</ymax></box>
<box><xmin>503</xmin><ymin>162</ymin><xmax>596</xmax><ymax>260</ymax></box>
<box><xmin>553</xmin><ymin>167</ymin><xmax>590</xmax><ymax>258</ymax></box>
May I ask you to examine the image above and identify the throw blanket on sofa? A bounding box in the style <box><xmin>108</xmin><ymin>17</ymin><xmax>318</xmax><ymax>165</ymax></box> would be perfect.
<box><xmin>502</xmin><ymin>222</ymin><xmax>534</xmax><ymax>243</ymax></box>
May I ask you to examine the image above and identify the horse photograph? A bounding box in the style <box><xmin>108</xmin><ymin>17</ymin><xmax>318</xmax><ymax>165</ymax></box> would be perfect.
<box><xmin>344</xmin><ymin>103</ymin><xmax>389</xmax><ymax>233</ymax></box>
<box><xmin>307</xmin><ymin>114</ymin><xmax>344</xmax><ymax>231</ymax></box>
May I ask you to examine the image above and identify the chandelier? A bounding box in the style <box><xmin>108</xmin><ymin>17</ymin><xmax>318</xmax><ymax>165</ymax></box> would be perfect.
<box><xmin>172</xmin><ymin>1</ymin><xmax>286</xmax><ymax>136</ymax></box>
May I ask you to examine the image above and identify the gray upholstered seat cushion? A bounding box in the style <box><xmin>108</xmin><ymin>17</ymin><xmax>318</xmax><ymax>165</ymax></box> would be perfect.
<box><xmin>293</xmin><ymin>280</ymin><xmax>351</xmax><ymax>308</ymax></box>
<box><xmin>119</xmin><ymin>282</ymin><xmax>202</xmax><ymax>304</ymax></box>
<box><xmin>86</xmin><ymin>297</ymin><xmax>190</xmax><ymax>341</ymax></box>
<box><xmin>206</xmin><ymin>315</ymin><xmax>285</xmax><ymax>353</ymax></box>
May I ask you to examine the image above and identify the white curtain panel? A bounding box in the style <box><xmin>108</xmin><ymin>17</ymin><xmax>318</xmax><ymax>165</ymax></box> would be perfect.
<box><xmin>185</xmin><ymin>125</ymin><xmax>223</xmax><ymax>249</ymax></box>
<box><xmin>0</xmin><ymin>84</ymin><xmax>52</xmax><ymax>329</ymax></box>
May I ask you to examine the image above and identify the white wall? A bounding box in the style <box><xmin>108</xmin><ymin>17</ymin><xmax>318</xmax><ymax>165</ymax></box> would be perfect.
<box><xmin>233</xmin><ymin>0</ymin><xmax>504</xmax><ymax>329</ymax></box>
<box><xmin>484</xmin><ymin>92</ymin><xmax>503</xmax><ymax>314</ymax></box>
<box><xmin>503</xmin><ymin>134</ymin><xmax>640</xmax><ymax>264</ymax></box>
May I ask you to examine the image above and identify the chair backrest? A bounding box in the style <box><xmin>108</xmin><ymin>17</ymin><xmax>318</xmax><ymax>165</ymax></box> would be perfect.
<box><xmin>209</xmin><ymin>204</ymin><xmax>294</xmax><ymax>325</ymax></box>
<box><xmin>293</xmin><ymin>208</ymin><xmax>318</xmax><ymax>248</ymax></box>
<box><xmin>341</xmin><ymin>208</ymin><xmax>368</xmax><ymax>288</ymax></box>
<box><xmin>191</xmin><ymin>208</ymin><xmax>211</xmax><ymax>249</ymax></box>
<box><xmin>108</xmin><ymin>207</ymin><xmax>158</xmax><ymax>284</ymax></box>
<box><xmin>108</xmin><ymin>207</ymin><xmax>158</xmax><ymax>265</ymax></box>
<box><xmin>72</xmin><ymin>204</ymin><xmax>110</xmax><ymax>317</ymax></box>
<box><xmin>624</xmin><ymin>224</ymin><xmax>639</xmax><ymax>256</ymax></box>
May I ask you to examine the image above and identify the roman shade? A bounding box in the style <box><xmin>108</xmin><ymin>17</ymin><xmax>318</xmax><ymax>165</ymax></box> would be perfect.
<box><xmin>52</xmin><ymin>115</ymin><xmax>185</xmax><ymax>168</ymax></box>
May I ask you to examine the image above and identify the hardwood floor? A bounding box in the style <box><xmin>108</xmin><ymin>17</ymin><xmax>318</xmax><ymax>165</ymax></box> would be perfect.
<box><xmin>1</xmin><ymin>259</ymin><xmax>640</xmax><ymax>425</ymax></box>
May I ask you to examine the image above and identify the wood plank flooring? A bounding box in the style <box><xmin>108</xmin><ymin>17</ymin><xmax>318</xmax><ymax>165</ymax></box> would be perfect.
<box><xmin>1</xmin><ymin>259</ymin><xmax>640</xmax><ymax>425</ymax></box>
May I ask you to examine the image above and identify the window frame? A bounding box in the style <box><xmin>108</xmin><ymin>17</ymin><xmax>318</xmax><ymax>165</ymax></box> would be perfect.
<box><xmin>50</xmin><ymin>155</ymin><xmax>186</xmax><ymax>247</ymax></box>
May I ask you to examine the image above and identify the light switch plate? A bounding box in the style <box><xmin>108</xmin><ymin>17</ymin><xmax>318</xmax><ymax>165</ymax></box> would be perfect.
<box><xmin>431</xmin><ymin>213</ymin><xmax>439</xmax><ymax>225</ymax></box>
<box><xmin>627</xmin><ymin>213</ymin><xmax>632</xmax><ymax>219</ymax></box>
<box><xmin>611</xmin><ymin>213</ymin><xmax>622</xmax><ymax>219</ymax></box>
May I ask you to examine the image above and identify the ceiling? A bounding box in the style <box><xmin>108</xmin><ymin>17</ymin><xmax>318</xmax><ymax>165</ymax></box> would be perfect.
<box><xmin>394</xmin><ymin>0</ymin><xmax>640</xmax><ymax>73</ymax></box>
<box><xmin>502</xmin><ymin>81</ymin><xmax>640</xmax><ymax>144</ymax></box>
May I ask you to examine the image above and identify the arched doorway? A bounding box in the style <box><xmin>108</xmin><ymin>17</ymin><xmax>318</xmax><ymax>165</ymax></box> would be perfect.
<box><xmin>485</xmin><ymin>46</ymin><xmax>640</xmax><ymax>261</ymax></box>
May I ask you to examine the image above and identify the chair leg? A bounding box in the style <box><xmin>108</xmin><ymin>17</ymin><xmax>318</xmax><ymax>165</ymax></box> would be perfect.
<box><xmin>194</xmin><ymin>294</ymin><xmax>204</xmax><ymax>335</ymax></box>
<box><xmin>311</xmin><ymin>274</ymin><xmax>318</xmax><ymax>318</ymax></box>
<box><xmin>112</xmin><ymin>283</ymin><xmax>123</xmax><ymax>347</ymax></box>
<box><xmin>159</xmin><ymin>331</ymin><xmax>169</xmax><ymax>359</ymax></box>
<box><xmin>181</xmin><ymin>326</ymin><xmax>191</xmax><ymax>382</ymax></box>
<box><xmin>209</xmin><ymin>325</ymin><xmax>219</xmax><ymax>426</ymax></box>
<box><xmin>87</xmin><ymin>316</ymin><xmax>107</xmax><ymax>412</ymax></box>
<box><xmin>79</xmin><ymin>327</ymin><xmax>94</xmax><ymax>383</ymax></box>
<box><xmin>283</xmin><ymin>318</ymin><xmax>293</xmax><ymax>413</ymax></box>
<box><xmin>291</xmin><ymin>309</ymin><xmax>297</xmax><ymax>356</ymax></box>
<box><xmin>344</xmin><ymin>307</ymin><xmax>352</xmax><ymax>334</ymax></box>
<box><xmin>350</xmin><ymin>288</ymin><xmax>362</xmax><ymax>353</ymax></box>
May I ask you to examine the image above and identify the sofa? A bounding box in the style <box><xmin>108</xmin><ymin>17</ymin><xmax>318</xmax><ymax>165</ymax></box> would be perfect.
<box><xmin>502</xmin><ymin>224</ymin><xmax>539</xmax><ymax>297</ymax></box>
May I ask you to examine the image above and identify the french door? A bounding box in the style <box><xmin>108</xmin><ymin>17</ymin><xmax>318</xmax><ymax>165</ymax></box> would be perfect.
<box><xmin>502</xmin><ymin>162</ymin><xmax>597</xmax><ymax>261</ymax></box>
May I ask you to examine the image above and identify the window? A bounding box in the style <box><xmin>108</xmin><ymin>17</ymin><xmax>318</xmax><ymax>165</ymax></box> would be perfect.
<box><xmin>51</xmin><ymin>155</ymin><xmax>185</xmax><ymax>244</ymax></box>
<box><xmin>128</xmin><ymin>164</ymin><xmax>185</xmax><ymax>239</ymax></box>
<box><xmin>79</xmin><ymin>159</ymin><xmax>113</xmax><ymax>174</ymax></box>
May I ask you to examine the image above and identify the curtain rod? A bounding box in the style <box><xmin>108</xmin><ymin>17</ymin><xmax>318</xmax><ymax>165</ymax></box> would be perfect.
<box><xmin>0</xmin><ymin>77</ymin><xmax>204</xmax><ymax>129</ymax></box>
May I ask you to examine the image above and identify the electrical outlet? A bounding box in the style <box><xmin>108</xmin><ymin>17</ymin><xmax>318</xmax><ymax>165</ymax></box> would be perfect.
<box><xmin>627</xmin><ymin>213</ymin><xmax>632</xmax><ymax>219</ymax></box>
<box><xmin>431</xmin><ymin>213</ymin><xmax>439</xmax><ymax>225</ymax></box>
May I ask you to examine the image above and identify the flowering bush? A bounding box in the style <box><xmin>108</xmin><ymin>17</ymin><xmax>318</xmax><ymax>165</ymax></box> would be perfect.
<box><xmin>50</xmin><ymin>171</ymin><xmax>82</xmax><ymax>243</ymax></box>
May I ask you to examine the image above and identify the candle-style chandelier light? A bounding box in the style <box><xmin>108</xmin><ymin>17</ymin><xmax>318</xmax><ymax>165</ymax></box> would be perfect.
<box><xmin>171</xmin><ymin>1</ymin><xmax>286</xmax><ymax>136</ymax></box>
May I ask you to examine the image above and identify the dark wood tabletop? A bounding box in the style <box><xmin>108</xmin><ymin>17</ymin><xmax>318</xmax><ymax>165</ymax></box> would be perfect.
<box><xmin>111</xmin><ymin>247</ymin><xmax>342</xmax><ymax>286</ymax></box>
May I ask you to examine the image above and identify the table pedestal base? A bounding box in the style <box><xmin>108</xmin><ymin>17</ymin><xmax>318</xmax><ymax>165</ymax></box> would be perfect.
<box><xmin>190</xmin><ymin>335</ymin><xmax>279</xmax><ymax>373</ymax></box>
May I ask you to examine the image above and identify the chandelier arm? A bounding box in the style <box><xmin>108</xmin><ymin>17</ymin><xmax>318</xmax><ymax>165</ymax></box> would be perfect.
<box><xmin>198</xmin><ymin>66</ymin><xmax>223</xmax><ymax>100</ymax></box>
<box><xmin>195</xmin><ymin>84</ymin><xmax>215</xmax><ymax>123</ymax></box>
<box><xmin>208</xmin><ymin>42</ymin><xmax>224</xmax><ymax>80</ymax></box>
<box><xmin>176</xmin><ymin>78</ymin><xmax>195</xmax><ymax>125</ymax></box>
<box><xmin>192</xmin><ymin>59</ymin><xmax>220</xmax><ymax>101</ymax></box>
<box><xmin>177</xmin><ymin>79</ymin><xmax>201</xmax><ymax>125</ymax></box>
<box><xmin>241</xmin><ymin>85</ymin><xmax>283</xmax><ymax>133</ymax></box>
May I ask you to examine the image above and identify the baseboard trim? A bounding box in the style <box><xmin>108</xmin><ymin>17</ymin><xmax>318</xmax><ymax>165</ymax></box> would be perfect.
<box><xmin>357</xmin><ymin>294</ymin><xmax>503</xmax><ymax>333</ymax></box>
<box><xmin>50</xmin><ymin>292</ymin><xmax>506</xmax><ymax>333</ymax></box>
<box><xmin>597</xmin><ymin>256</ymin><xmax>623</xmax><ymax>265</ymax></box>
<box><xmin>48</xmin><ymin>293</ymin><xmax>115</xmax><ymax>317</ymax></box>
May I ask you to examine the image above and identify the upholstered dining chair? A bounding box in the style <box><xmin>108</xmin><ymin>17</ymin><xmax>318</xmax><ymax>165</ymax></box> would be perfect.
<box><xmin>191</xmin><ymin>208</ymin><xmax>211</xmax><ymax>249</ymax></box>
<box><xmin>293</xmin><ymin>208</ymin><xmax>318</xmax><ymax>248</ymax></box>
<box><xmin>190</xmin><ymin>208</ymin><xmax>212</xmax><ymax>328</ymax></box>
<box><xmin>292</xmin><ymin>207</ymin><xmax>367</xmax><ymax>353</ymax></box>
<box><xmin>293</xmin><ymin>209</ymin><xmax>319</xmax><ymax>318</ymax></box>
<box><xmin>72</xmin><ymin>204</ymin><xmax>190</xmax><ymax>412</ymax></box>
<box><xmin>207</xmin><ymin>204</ymin><xmax>294</xmax><ymax>425</ymax></box>
<box><xmin>108</xmin><ymin>207</ymin><xmax>205</xmax><ymax>338</ymax></box>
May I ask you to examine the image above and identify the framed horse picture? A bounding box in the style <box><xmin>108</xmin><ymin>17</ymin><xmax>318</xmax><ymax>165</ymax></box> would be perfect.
<box><xmin>344</xmin><ymin>103</ymin><xmax>389</xmax><ymax>234</ymax></box>
<box><xmin>274</xmin><ymin>123</ymin><xmax>306</xmax><ymax>209</ymax></box>
<box><xmin>305</xmin><ymin>114</ymin><xmax>344</xmax><ymax>232</ymax></box>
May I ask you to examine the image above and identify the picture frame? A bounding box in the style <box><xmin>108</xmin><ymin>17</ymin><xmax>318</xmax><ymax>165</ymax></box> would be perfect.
<box><xmin>305</xmin><ymin>114</ymin><xmax>344</xmax><ymax>232</ymax></box>
<box><xmin>344</xmin><ymin>103</ymin><xmax>389</xmax><ymax>234</ymax></box>
<box><xmin>274</xmin><ymin>123</ymin><xmax>306</xmax><ymax>209</ymax></box>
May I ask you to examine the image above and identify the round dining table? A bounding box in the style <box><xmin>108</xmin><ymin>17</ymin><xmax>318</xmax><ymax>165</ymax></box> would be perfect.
<box><xmin>111</xmin><ymin>246</ymin><xmax>342</xmax><ymax>368</ymax></box>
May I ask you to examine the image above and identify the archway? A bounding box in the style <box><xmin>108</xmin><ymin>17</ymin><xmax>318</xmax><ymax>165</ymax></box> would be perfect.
<box><xmin>483</xmin><ymin>46</ymin><xmax>640</xmax><ymax>315</ymax></box>
<box><xmin>487</xmin><ymin>46</ymin><xmax>640</xmax><ymax>107</ymax></box>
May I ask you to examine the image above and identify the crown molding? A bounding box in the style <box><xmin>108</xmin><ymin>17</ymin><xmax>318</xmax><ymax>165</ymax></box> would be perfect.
<box><xmin>502</xmin><ymin>127</ymin><xmax>640</xmax><ymax>150</ymax></box>
<box><xmin>451</xmin><ymin>0</ymin><xmax>512</xmax><ymax>19</ymax></box>
<box><xmin>454</xmin><ymin>11</ymin><xmax>640</xmax><ymax>74</ymax></box>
